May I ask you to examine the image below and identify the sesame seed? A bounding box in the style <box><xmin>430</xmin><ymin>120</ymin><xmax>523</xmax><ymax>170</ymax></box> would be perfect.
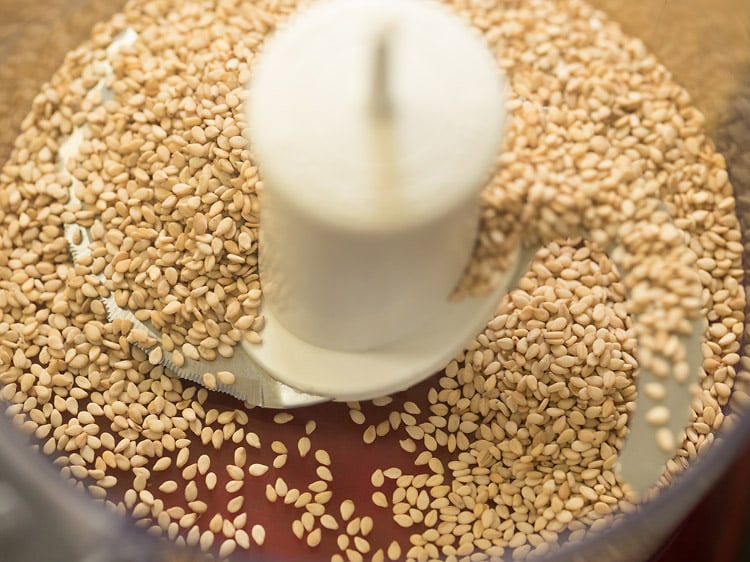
<box><xmin>225</xmin><ymin>480</ymin><xmax>243</xmax><ymax>494</ymax></box>
<box><xmin>305</xmin><ymin>420</ymin><xmax>317</xmax><ymax>435</ymax></box>
<box><xmin>372</xmin><ymin>491</ymin><xmax>388</xmax><ymax>508</ymax></box>
<box><xmin>646</xmin><ymin>406</ymin><xmax>671</xmax><ymax>426</ymax></box>
<box><xmin>217</xmin><ymin>371</ymin><xmax>236</xmax><ymax>385</ymax></box>
<box><xmin>371</xmin><ymin>469</ymin><xmax>384</xmax><ymax>487</ymax></box>
<box><xmin>308</xmin><ymin>480</ymin><xmax>328</xmax><ymax>493</ymax></box>
<box><xmin>656</xmin><ymin>427</ymin><xmax>676</xmax><ymax>453</ymax></box>
<box><xmin>292</xmin><ymin>520</ymin><xmax>304</xmax><ymax>540</ymax></box>
<box><xmin>158</xmin><ymin>480</ymin><xmax>178</xmax><ymax>494</ymax></box>
<box><xmin>275</xmin><ymin>477</ymin><xmax>289</xmax><ymax>497</ymax></box>
<box><xmin>306</xmin><ymin>528</ymin><xmax>322</xmax><ymax>548</ymax></box>
<box><xmin>294</xmin><ymin>492</ymin><xmax>313</xmax><ymax>509</ymax></box>
<box><xmin>188</xmin><ymin>500</ymin><xmax>208</xmax><ymax>514</ymax></box>
<box><xmin>273</xmin><ymin>412</ymin><xmax>294</xmax><ymax>424</ymax></box>
<box><xmin>321</xmin><ymin>514</ymin><xmax>338</xmax><ymax>530</ymax></box>
<box><xmin>354</xmin><ymin>536</ymin><xmax>371</xmax><ymax>554</ymax></box>
<box><xmin>184</xmin><ymin>481</ymin><xmax>198</xmax><ymax>503</ymax></box>
<box><xmin>196</xmin><ymin>454</ymin><xmax>211</xmax><ymax>475</ymax></box>
<box><xmin>349</xmin><ymin>409</ymin><xmax>366</xmax><ymax>425</ymax></box>
<box><xmin>152</xmin><ymin>457</ymin><xmax>171</xmax><ymax>472</ymax></box>
<box><xmin>271</xmin><ymin>440</ymin><xmax>288</xmax><ymax>454</ymax></box>
<box><xmin>226</xmin><ymin>464</ymin><xmax>244</xmax><ymax>480</ymax></box>
<box><xmin>387</xmin><ymin>540</ymin><xmax>402</xmax><ymax>560</ymax></box>
<box><xmin>297</xmin><ymin>436</ymin><xmax>311</xmax><ymax>457</ymax></box>
<box><xmin>199</xmin><ymin>530</ymin><xmax>214</xmax><ymax>553</ymax></box>
<box><xmin>314</xmin><ymin>448</ymin><xmax>331</xmax><ymax>466</ymax></box>
<box><xmin>273</xmin><ymin>454</ymin><xmax>288</xmax><ymax>469</ymax></box>
<box><xmin>316</xmin><ymin>465</ymin><xmax>333</xmax><ymax>481</ymax></box>
<box><xmin>346</xmin><ymin>517</ymin><xmax>361</xmax><ymax>536</ymax></box>
<box><xmin>251</xmin><ymin>524</ymin><xmax>266</xmax><ymax>546</ymax></box>
<box><xmin>235</xmin><ymin>529</ymin><xmax>250</xmax><ymax>549</ymax></box>
<box><xmin>248</xmin><ymin>463</ymin><xmax>269</xmax><ymax>477</ymax></box>
<box><xmin>362</xmin><ymin>425</ymin><xmax>377</xmax><ymax>444</ymax></box>
<box><xmin>393</xmin><ymin>514</ymin><xmax>413</xmax><ymax>528</ymax></box>
<box><xmin>305</xmin><ymin>503</ymin><xmax>325</xmax><ymax>517</ymax></box>
<box><xmin>340</xmin><ymin>500</ymin><xmax>355</xmax><ymax>521</ymax></box>
<box><xmin>246</xmin><ymin>432</ymin><xmax>261</xmax><ymax>449</ymax></box>
<box><xmin>383</xmin><ymin>467</ymin><xmax>402</xmax><ymax>479</ymax></box>
<box><xmin>284</xmin><ymin>488</ymin><xmax>300</xmax><ymax>505</ymax></box>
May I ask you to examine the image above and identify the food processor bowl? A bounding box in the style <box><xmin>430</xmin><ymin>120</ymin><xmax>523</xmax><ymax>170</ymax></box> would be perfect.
<box><xmin>0</xmin><ymin>0</ymin><xmax>748</xmax><ymax>561</ymax></box>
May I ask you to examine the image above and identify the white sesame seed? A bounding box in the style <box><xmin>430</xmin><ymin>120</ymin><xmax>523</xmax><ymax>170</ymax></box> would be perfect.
<box><xmin>248</xmin><ymin>463</ymin><xmax>269</xmax><ymax>477</ymax></box>
<box><xmin>251</xmin><ymin>524</ymin><xmax>266</xmax><ymax>546</ymax></box>
<box><xmin>372</xmin><ymin>491</ymin><xmax>388</xmax><ymax>508</ymax></box>
<box><xmin>646</xmin><ymin>405</ymin><xmax>671</xmax><ymax>426</ymax></box>
<box><xmin>340</xmin><ymin>499</ymin><xmax>355</xmax><ymax>521</ymax></box>
<box><xmin>273</xmin><ymin>412</ymin><xmax>294</xmax><ymax>424</ymax></box>
<box><xmin>306</xmin><ymin>528</ymin><xmax>322</xmax><ymax>548</ymax></box>
<box><xmin>297</xmin><ymin>436</ymin><xmax>311</xmax><ymax>457</ymax></box>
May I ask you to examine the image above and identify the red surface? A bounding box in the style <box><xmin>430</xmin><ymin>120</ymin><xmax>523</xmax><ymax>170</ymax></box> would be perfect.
<box><xmin>650</xmin><ymin>437</ymin><xmax>750</xmax><ymax>562</ymax></box>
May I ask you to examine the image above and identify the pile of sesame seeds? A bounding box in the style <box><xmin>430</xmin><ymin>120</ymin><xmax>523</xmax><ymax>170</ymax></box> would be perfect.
<box><xmin>0</xmin><ymin>0</ymin><xmax>746</xmax><ymax>561</ymax></box>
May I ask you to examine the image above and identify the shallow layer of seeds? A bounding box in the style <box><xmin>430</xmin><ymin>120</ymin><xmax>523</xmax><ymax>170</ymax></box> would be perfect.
<box><xmin>0</xmin><ymin>0</ymin><xmax>746</xmax><ymax>561</ymax></box>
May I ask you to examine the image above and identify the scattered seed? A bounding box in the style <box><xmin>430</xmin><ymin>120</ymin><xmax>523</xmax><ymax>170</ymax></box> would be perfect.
<box><xmin>226</xmin><ymin>480</ymin><xmax>243</xmax><ymax>494</ymax></box>
<box><xmin>153</xmin><ymin>457</ymin><xmax>172</xmax><ymax>472</ymax></box>
<box><xmin>362</xmin><ymin>425</ymin><xmax>376</xmax><ymax>444</ymax></box>
<box><xmin>199</xmin><ymin>530</ymin><xmax>214</xmax><ymax>553</ymax></box>
<box><xmin>372</xmin><ymin>491</ymin><xmax>388</xmax><ymax>508</ymax></box>
<box><xmin>314</xmin><ymin>449</ymin><xmax>331</xmax><ymax>466</ymax></box>
<box><xmin>354</xmin><ymin>536</ymin><xmax>371</xmax><ymax>554</ymax></box>
<box><xmin>235</xmin><ymin>529</ymin><xmax>251</xmax><ymax>549</ymax></box>
<box><xmin>387</xmin><ymin>540</ymin><xmax>402</xmax><ymax>560</ymax></box>
<box><xmin>158</xmin><ymin>480</ymin><xmax>178</xmax><ymax>494</ymax></box>
<box><xmin>316</xmin><ymin>465</ymin><xmax>333</xmax><ymax>481</ymax></box>
<box><xmin>217</xmin><ymin>371</ymin><xmax>236</xmax><ymax>385</ymax></box>
<box><xmin>305</xmin><ymin>420</ymin><xmax>317</xmax><ymax>435</ymax></box>
<box><xmin>251</xmin><ymin>524</ymin><xmax>266</xmax><ymax>546</ymax></box>
<box><xmin>246</xmin><ymin>432</ymin><xmax>261</xmax><ymax>449</ymax></box>
<box><xmin>371</xmin><ymin>469</ymin><xmax>384</xmax><ymax>487</ymax></box>
<box><xmin>227</xmin><ymin>495</ymin><xmax>245</xmax><ymax>514</ymax></box>
<box><xmin>275</xmin><ymin>477</ymin><xmax>289</xmax><ymax>497</ymax></box>
<box><xmin>226</xmin><ymin>464</ymin><xmax>244</xmax><ymax>480</ymax></box>
<box><xmin>292</xmin><ymin>520</ymin><xmax>304</xmax><ymax>540</ymax></box>
<box><xmin>340</xmin><ymin>500</ymin><xmax>355</xmax><ymax>521</ymax></box>
<box><xmin>656</xmin><ymin>427</ymin><xmax>676</xmax><ymax>453</ymax></box>
<box><xmin>306</xmin><ymin>528</ymin><xmax>322</xmax><ymax>548</ymax></box>
<box><xmin>297</xmin><ymin>436</ymin><xmax>311</xmax><ymax>457</ymax></box>
<box><xmin>394</xmin><ymin>514</ymin><xmax>412</xmax><ymax>528</ymax></box>
<box><xmin>646</xmin><ymin>406</ymin><xmax>671</xmax><ymax>426</ymax></box>
<box><xmin>349</xmin><ymin>409</ymin><xmax>366</xmax><ymax>425</ymax></box>
<box><xmin>274</xmin><ymin>412</ymin><xmax>294</xmax><ymax>424</ymax></box>
<box><xmin>271</xmin><ymin>441</ymin><xmax>288</xmax><ymax>454</ymax></box>
<box><xmin>249</xmin><ymin>463</ymin><xmax>269</xmax><ymax>477</ymax></box>
<box><xmin>321</xmin><ymin>513</ymin><xmax>338</xmax><ymax>530</ymax></box>
<box><xmin>197</xmin><ymin>454</ymin><xmax>211</xmax><ymax>475</ymax></box>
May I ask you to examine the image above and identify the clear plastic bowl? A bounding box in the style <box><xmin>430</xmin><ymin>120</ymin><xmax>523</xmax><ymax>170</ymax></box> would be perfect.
<box><xmin>0</xmin><ymin>0</ymin><xmax>748</xmax><ymax>560</ymax></box>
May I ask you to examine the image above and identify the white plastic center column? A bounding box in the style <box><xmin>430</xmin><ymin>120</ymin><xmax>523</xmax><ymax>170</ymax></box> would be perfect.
<box><xmin>246</xmin><ymin>0</ymin><xmax>508</xmax><ymax>400</ymax></box>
